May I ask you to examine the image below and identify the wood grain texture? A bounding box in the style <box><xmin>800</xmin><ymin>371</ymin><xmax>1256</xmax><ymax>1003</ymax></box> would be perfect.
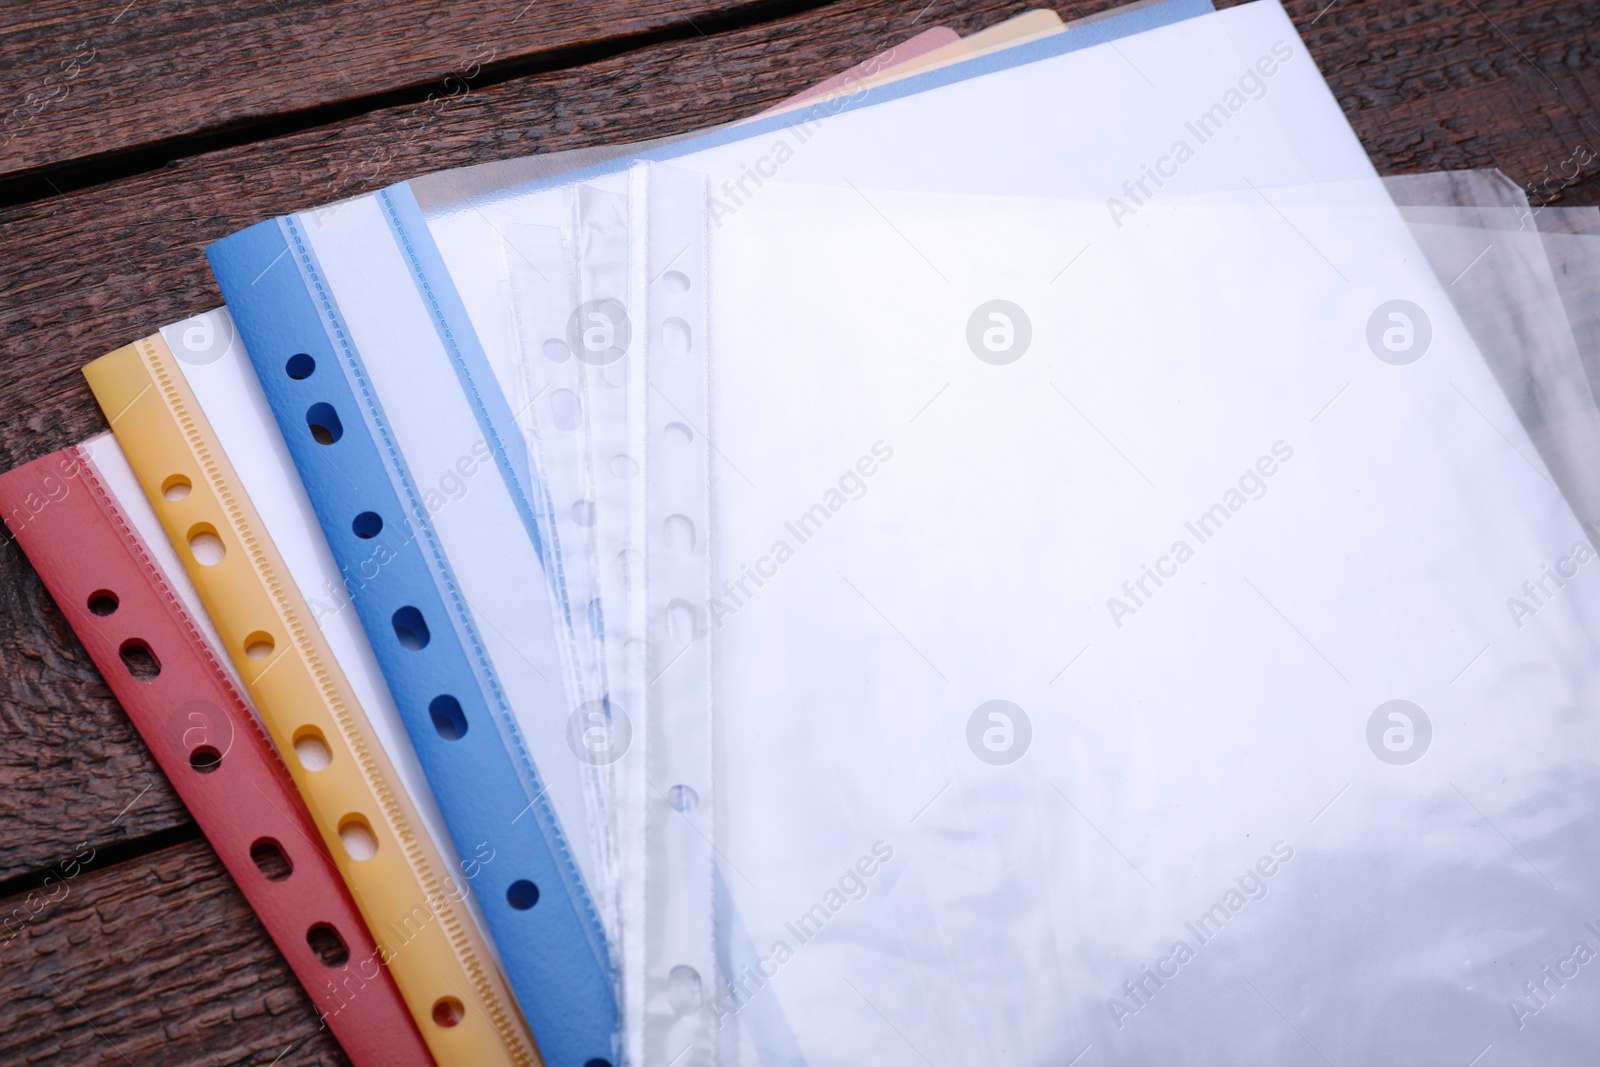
<box><xmin>0</xmin><ymin>0</ymin><xmax>1596</xmax><ymax>1055</ymax></box>
<box><xmin>0</xmin><ymin>529</ymin><xmax>191</xmax><ymax>881</ymax></box>
<box><xmin>0</xmin><ymin>837</ymin><xmax>349</xmax><ymax>1066</ymax></box>
<box><xmin>0</xmin><ymin>0</ymin><xmax>1045</xmax><ymax>896</ymax></box>
<box><xmin>0</xmin><ymin>0</ymin><xmax>795</xmax><ymax>186</ymax></box>
<box><xmin>0</xmin><ymin>0</ymin><xmax>1594</xmax><ymax>868</ymax></box>
<box><xmin>1</xmin><ymin>0</ymin><xmax>1592</xmax><ymax>476</ymax></box>
<box><xmin>1302</xmin><ymin>0</ymin><xmax>1600</xmax><ymax>187</ymax></box>
<box><xmin>0</xmin><ymin>0</ymin><xmax>1048</xmax><ymax>476</ymax></box>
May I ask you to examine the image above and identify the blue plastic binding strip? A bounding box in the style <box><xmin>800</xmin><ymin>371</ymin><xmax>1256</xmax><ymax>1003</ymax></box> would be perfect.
<box><xmin>208</xmin><ymin>221</ymin><xmax>619</xmax><ymax>1067</ymax></box>
<box><xmin>203</xmin><ymin>11</ymin><xmax>1216</xmax><ymax>1064</ymax></box>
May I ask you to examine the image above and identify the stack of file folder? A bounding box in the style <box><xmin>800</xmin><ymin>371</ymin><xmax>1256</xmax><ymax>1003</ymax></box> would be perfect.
<box><xmin>7</xmin><ymin>2</ymin><xmax>1600</xmax><ymax>1064</ymax></box>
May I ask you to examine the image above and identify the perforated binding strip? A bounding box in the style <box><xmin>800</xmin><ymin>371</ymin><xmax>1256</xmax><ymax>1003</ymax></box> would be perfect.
<box><xmin>210</xmin><ymin>205</ymin><xmax>620</xmax><ymax>1067</ymax></box>
<box><xmin>637</xmin><ymin>162</ymin><xmax>718</xmax><ymax>1065</ymax></box>
<box><xmin>0</xmin><ymin>438</ymin><xmax>432</xmax><ymax>1067</ymax></box>
<box><xmin>83</xmin><ymin>337</ymin><xmax>539</xmax><ymax>1067</ymax></box>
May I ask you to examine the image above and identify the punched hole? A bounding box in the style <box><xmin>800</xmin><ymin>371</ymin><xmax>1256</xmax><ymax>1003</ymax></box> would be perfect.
<box><xmin>662</xmin><ymin>269</ymin><xmax>691</xmax><ymax>293</ymax></box>
<box><xmin>392</xmin><ymin>606</ymin><xmax>430</xmax><ymax>651</ymax></box>
<box><xmin>668</xmin><ymin>784</ymin><xmax>699</xmax><ymax>813</ymax></box>
<box><xmin>662</xmin><ymin>317</ymin><xmax>692</xmax><ymax>356</ymax></box>
<box><xmin>293</xmin><ymin>726</ymin><xmax>332</xmax><ymax>772</ymax></box>
<box><xmin>249</xmin><ymin>838</ymin><xmax>293</xmax><ymax>882</ymax></box>
<box><xmin>285</xmin><ymin>353</ymin><xmax>316</xmax><ymax>380</ymax></box>
<box><xmin>189</xmin><ymin>745</ymin><xmax>222</xmax><ymax>774</ymax></box>
<box><xmin>244</xmin><ymin>631</ymin><xmax>275</xmax><ymax>659</ymax></box>
<box><xmin>507</xmin><ymin>880</ymin><xmax>540</xmax><ymax>910</ymax></box>
<box><xmin>432</xmin><ymin>997</ymin><xmax>465</xmax><ymax>1028</ymax></box>
<box><xmin>429</xmin><ymin>695</ymin><xmax>468</xmax><ymax>741</ymax></box>
<box><xmin>338</xmin><ymin>814</ymin><xmax>378</xmax><ymax>861</ymax></box>
<box><xmin>584</xmin><ymin>1060</ymin><xmax>616</xmax><ymax>1067</ymax></box>
<box><xmin>550</xmin><ymin>388</ymin><xmax>581</xmax><ymax>431</ymax></box>
<box><xmin>663</xmin><ymin>514</ymin><xmax>696</xmax><ymax>553</ymax></box>
<box><xmin>666</xmin><ymin>600</ymin><xmax>698</xmax><ymax>643</ymax></box>
<box><xmin>617</xmin><ymin>548</ymin><xmax>639</xmax><ymax>590</ymax></box>
<box><xmin>118</xmin><ymin>639</ymin><xmax>160</xmax><ymax>681</ymax></box>
<box><xmin>187</xmin><ymin>524</ymin><xmax>226</xmax><ymax>566</ymax></box>
<box><xmin>667</xmin><ymin>964</ymin><xmax>702</xmax><ymax>1014</ymax></box>
<box><xmin>87</xmin><ymin>590</ymin><xmax>119</xmax><ymax>616</ymax></box>
<box><xmin>162</xmin><ymin>474</ymin><xmax>191</xmax><ymax>501</ymax></box>
<box><xmin>306</xmin><ymin>923</ymin><xmax>350</xmax><ymax>967</ymax></box>
<box><xmin>351</xmin><ymin>511</ymin><xmax>383</xmax><ymax>539</ymax></box>
<box><xmin>306</xmin><ymin>402</ymin><xmax>343</xmax><ymax>445</ymax></box>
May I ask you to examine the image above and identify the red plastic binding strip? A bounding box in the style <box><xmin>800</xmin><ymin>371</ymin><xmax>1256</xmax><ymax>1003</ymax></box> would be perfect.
<box><xmin>0</xmin><ymin>444</ymin><xmax>434</xmax><ymax>1067</ymax></box>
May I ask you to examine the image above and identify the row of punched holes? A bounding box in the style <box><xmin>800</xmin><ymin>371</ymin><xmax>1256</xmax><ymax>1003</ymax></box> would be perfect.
<box><xmin>281</xmin><ymin>350</ymin><xmax>591</xmax><ymax>1051</ymax></box>
<box><xmin>154</xmin><ymin>437</ymin><xmax>490</xmax><ymax>1030</ymax></box>
<box><xmin>87</xmin><ymin>587</ymin><xmax>367</xmax><ymax>995</ymax></box>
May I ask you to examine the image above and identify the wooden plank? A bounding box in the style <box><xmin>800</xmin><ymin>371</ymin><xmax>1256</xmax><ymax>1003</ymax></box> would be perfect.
<box><xmin>0</xmin><ymin>0</ymin><xmax>1595</xmax><ymax>1053</ymax></box>
<box><xmin>0</xmin><ymin>0</ymin><xmax>1035</xmax><ymax>877</ymax></box>
<box><xmin>0</xmin><ymin>836</ymin><xmax>348</xmax><ymax>1066</ymax></box>
<box><xmin>0</xmin><ymin>0</ymin><xmax>1592</xmax><ymax>467</ymax></box>
<box><xmin>0</xmin><ymin>0</ymin><xmax>1046</xmax><ymax>475</ymax></box>
<box><xmin>1302</xmin><ymin>0</ymin><xmax>1600</xmax><ymax>187</ymax></box>
<box><xmin>0</xmin><ymin>0</ymin><xmax>1594</xmax><ymax>870</ymax></box>
<box><xmin>0</xmin><ymin>0</ymin><xmax>1595</xmax><ymax>875</ymax></box>
<box><xmin>0</xmin><ymin>531</ymin><xmax>192</xmax><ymax>881</ymax></box>
<box><xmin>0</xmin><ymin>0</ymin><xmax>793</xmax><ymax>187</ymax></box>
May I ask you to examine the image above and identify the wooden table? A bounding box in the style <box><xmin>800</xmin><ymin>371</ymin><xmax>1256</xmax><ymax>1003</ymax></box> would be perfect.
<box><xmin>0</xmin><ymin>0</ymin><xmax>1595</xmax><ymax>1062</ymax></box>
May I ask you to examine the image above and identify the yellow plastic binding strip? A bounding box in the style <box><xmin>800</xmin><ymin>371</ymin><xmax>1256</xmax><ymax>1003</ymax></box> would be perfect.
<box><xmin>86</xmin><ymin>335</ymin><xmax>540</xmax><ymax>1067</ymax></box>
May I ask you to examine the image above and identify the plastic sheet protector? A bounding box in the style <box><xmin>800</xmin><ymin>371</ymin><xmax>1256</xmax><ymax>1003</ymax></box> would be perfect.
<box><xmin>664</xmin><ymin>172</ymin><xmax>1600</xmax><ymax>1066</ymax></box>
<box><xmin>1535</xmin><ymin>206</ymin><xmax>1600</xmax><ymax>401</ymax></box>
<box><xmin>1385</xmin><ymin>169</ymin><xmax>1600</xmax><ymax>530</ymax></box>
<box><xmin>206</xmin><ymin>4</ymin><xmax>1213</xmax><ymax>1063</ymax></box>
<box><xmin>201</xmin><ymin>1</ymin><xmax>1600</xmax><ymax>1064</ymax></box>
